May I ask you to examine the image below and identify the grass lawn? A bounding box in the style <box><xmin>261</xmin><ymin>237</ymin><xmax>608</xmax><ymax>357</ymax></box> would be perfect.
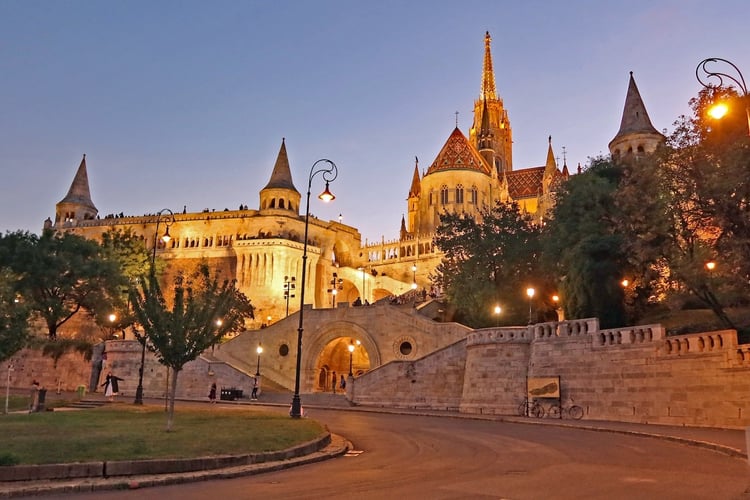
<box><xmin>2</xmin><ymin>394</ymin><xmax>72</xmax><ymax>413</ymax></box>
<box><xmin>0</xmin><ymin>405</ymin><xmax>325</xmax><ymax>465</ymax></box>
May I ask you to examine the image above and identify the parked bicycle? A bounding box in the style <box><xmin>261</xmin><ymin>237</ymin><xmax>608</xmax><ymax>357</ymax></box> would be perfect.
<box><xmin>545</xmin><ymin>401</ymin><xmax>584</xmax><ymax>420</ymax></box>
<box><xmin>517</xmin><ymin>398</ymin><xmax>545</xmax><ymax>418</ymax></box>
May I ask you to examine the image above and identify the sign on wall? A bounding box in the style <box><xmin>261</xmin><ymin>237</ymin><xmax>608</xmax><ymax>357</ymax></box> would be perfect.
<box><xmin>527</xmin><ymin>376</ymin><xmax>560</xmax><ymax>399</ymax></box>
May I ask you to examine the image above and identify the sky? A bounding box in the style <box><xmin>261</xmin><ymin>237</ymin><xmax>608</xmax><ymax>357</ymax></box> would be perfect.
<box><xmin>1</xmin><ymin>1</ymin><xmax>749</xmax><ymax>243</ymax></box>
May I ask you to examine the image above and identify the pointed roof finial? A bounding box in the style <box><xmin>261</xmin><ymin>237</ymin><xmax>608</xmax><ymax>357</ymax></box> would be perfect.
<box><xmin>480</xmin><ymin>31</ymin><xmax>497</xmax><ymax>101</ymax></box>
<box><xmin>409</xmin><ymin>157</ymin><xmax>421</xmax><ymax>198</ymax></box>
<box><xmin>263</xmin><ymin>138</ymin><xmax>299</xmax><ymax>193</ymax></box>
<box><xmin>545</xmin><ymin>136</ymin><xmax>557</xmax><ymax>169</ymax></box>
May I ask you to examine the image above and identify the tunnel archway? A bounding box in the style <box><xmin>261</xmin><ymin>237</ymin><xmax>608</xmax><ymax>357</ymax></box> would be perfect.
<box><xmin>308</xmin><ymin>321</ymin><xmax>379</xmax><ymax>392</ymax></box>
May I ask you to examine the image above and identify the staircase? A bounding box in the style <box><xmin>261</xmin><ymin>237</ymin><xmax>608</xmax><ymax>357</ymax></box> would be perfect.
<box><xmin>65</xmin><ymin>398</ymin><xmax>108</xmax><ymax>409</ymax></box>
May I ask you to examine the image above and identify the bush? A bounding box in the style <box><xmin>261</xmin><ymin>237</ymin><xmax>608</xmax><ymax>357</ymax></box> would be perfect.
<box><xmin>0</xmin><ymin>453</ymin><xmax>20</xmax><ymax>466</ymax></box>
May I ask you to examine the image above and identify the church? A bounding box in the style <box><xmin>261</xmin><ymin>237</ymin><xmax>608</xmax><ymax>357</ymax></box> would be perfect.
<box><xmin>46</xmin><ymin>32</ymin><xmax>664</xmax><ymax>330</ymax></box>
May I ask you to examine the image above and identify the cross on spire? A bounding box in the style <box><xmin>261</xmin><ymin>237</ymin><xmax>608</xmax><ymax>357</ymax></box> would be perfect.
<box><xmin>455</xmin><ymin>111</ymin><xmax>459</xmax><ymax>127</ymax></box>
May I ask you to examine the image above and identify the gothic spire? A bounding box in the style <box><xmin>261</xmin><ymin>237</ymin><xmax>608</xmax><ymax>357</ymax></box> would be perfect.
<box><xmin>545</xmin><ymin>136</ymin><xmax>557</xmax><ymax>170</ymax></box>
<box><xmin>263</xmin><ymin>138</ymin><xmax>299</xmax><ymax>193</ymax></box>
<box><xmin>59</xmin><ymin>154</ymin><xmax>97</xmax><ymax>212</ymax></box>
<box><xmin>480</xmin><ymin>31</ymin><xmax>497</xmax><ymax>101</ymax></box>
<box><xmin>408</xmin><ymin>156</ymin><xmax>421</xmax><ymax>198</ymax></box>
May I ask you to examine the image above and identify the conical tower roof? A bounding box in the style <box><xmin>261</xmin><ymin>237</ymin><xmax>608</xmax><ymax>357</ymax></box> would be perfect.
<box><xmin>544</xmin><ymin>136</ymin><xmax>557</xmax><ymax>170</ymax></box>
<box><xmin>263</xmin><ymin>138</ymin><xmax>299</xmax><ymax>193</ymax></box>
<box><xmin>58</xmin><ymin>154</ymin><xmax>97</xmax><ymax>212</ymax></box>
<box><xmin>426</xmin><ymin>127</ymin><xmax>491</xmax><ymax>176</ymax></box>
<box><xmin>612</xmin><ymin>72</ymin><xmax>661</xmax><ymax>139</ymax></box>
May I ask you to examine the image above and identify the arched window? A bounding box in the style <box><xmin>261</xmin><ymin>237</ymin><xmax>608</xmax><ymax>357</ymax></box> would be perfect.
<box><xmin>429</xmin><ymin>191</ymin><xmax>435</xmax><ymax>206</ymax></box>
<box><xmin>440</xmin><ymin>185</ymin><xmax>449</xmax><ymax>205</ymax></box>
<box><xmin>470</xmin><ymin>186</ymin><xmax>478</xmax><ymax>205</ymax></box>
<box><xmin>455</xmin><ymin>184</ymin><xmax>464</xmax><ymax>204</ymax></box>
<box><xmin>279</xmin><ymin>199</ymin><xmax>285</xmax><ymax>209</ymax></box>
<box><xmin>269</xmin><ymin>199</ymin><xmax>276</xmax><ymax>209</ymax></box>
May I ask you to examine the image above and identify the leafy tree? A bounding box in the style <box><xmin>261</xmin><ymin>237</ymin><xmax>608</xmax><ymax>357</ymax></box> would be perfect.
<box><xmin>542</xmin><ymin>158</ymin><xmax>630</xmax><ymax>327</ymax></box>
<box><xmin>0</xmin><ymin>230</ymin><xmax>126</xmax><ymax>339</ymax></box>
<box><xmin>0</xmin><ymin>268</ymin><xmax>29</xmax><ymax>362</ymax></box>
<box><xmin>432</xmin><ymin>201</ymin><xmax>548</xmax><ymax>327</ymax></box>
<box><xmin>129</xmin><ymin>264</ymin><xmax>254</xmax><ymax>431</ymax></box>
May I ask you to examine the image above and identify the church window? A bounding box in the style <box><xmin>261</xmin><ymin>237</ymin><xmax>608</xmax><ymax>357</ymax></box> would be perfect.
<box><xmin>279</xmin><ymin>199</ymin><xmax>285</xmax><ymax>209</ymax></box>
<box><xmin>270</xmin><ymin>199</ymin><xmax>276</xmax><ymax>209</ymax></box>
<box><xmin>440</xmin><ymin>185</ymin><xmax>449</xmax><ymax>205</ymax></box>
<box><xmin>429</xmin><ymin>191</ymin><xmax>434</xmax><ymax>206</ymax></box>
<box><xmin>470</xmin><ymin>186</ymin><xmax>478</xmax><ymax>204</ymax></box>
<box><xmin>455</xmin><ymin>185</ymin><xmax>464</xmax><ymax>204</ymax></box>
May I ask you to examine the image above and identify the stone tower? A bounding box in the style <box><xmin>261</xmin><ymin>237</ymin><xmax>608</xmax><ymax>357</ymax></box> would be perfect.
<box><xmin>55</xmin><ymin>154</ymin><xmax>98</xmax><ymax>225</ymax></box>
<box><xmin>259</xmin><ymin>138</ymin><xmax>301</xmax><ymax>214</ymax></box>
<box><xmin>469</xmin><ymin>31</ymin><xmax>512</xmax><ymax>174</ymax></box>
<box><xmin>608</xmin><ymin>72</ymin><xmax>665</xmax><ymax>158</ymax></box>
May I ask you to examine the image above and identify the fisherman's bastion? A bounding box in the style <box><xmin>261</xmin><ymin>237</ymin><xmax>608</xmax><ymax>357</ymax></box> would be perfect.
<box><xmin>5</xmin><ymin>32</ymin><xmax>750</xmax><ymax>429</ymax></box>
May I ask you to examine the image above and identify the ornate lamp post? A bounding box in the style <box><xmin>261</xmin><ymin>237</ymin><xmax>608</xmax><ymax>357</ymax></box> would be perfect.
<box><xmin>255</xmin><ymin>343</ymin><xmax>263</xmax><ymax>376</ymax></box>
<box><xmin>696</xmin><ymin>58</ymin><xmax>749</xmax><ymax>135</ymax></box>
<box><xmin>493</xmin><ymin>304</ymin><xmax>501</xmax><ymax>327</ymax></box>
<box><xmin>134</xmin><ymin>208</ymin><xmax>175</xmax><ymax>405</ymax></box>
<box><xmin>411</xmin><ymin>264</ymin><xmax>418</xmax><ymax>290</ymax></box>
<box><xmin>526</xmin><ymin>287</ymin><xmax>535</xmax><ymax>325</ymax></box>
<box><xmin>329</xmin><ymin>272</ymin><xmax>343</xmax><ymax>307</ymax></box>
<box><xmin>291</xmin><ymin>159</ymin><xmax>338</xmax><ymax>419</ymax></box>
<box><xmin>283</xmin><ymin>276</ymin><xmax>296</xmax><ymax>317</ymax></box>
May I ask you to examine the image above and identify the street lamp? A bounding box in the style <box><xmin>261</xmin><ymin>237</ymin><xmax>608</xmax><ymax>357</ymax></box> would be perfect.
<box><xmin>696</xmin><ymin>57</ymin><xmax>750</xmax><ymax>136</ymax></box>
<box><xmin>134</xmin><ymin>208</ymin><xmax>175</xmax><ymax>405</ymax></box>
<box><xmin>329</xmin><ymin>272</ymin><xmax>343</xmax><ymax>307</ymax></box>
<box><xmin>526</xmin><ymin>287</ymin><xmax>535</xmax><ymax>325</ymax></box>
<box><xmin>411</xmin><ymin>264</ymin><xmax>417</xmax><ymax>290</ymax></box>
<box><xmin>348</xmin><ymin>340</ymin><xmax>355</xmax><ymax>377</ymax></box>
<box><xmin>291</xmin><ymin>159</ymin><xmax>338</xmax><ymax>419</ymax></box>
<box><xmin>107</xmin><ymin>313</ymin><xmax>117</xmax><ymax>339</ymax></box>
<box><xmin>256</xmin><ymin>343</ymin><xmax>263</xmax><ymax>376</ymax></box>
<box><xmin>283</xmin><ymin>276</ymin><xmax>296</xmax><ymax>317</ymax></box>
<box><xmin>705</xmin><ymin>261</ymin><xmax>716</xmax><ymax>272</ymax></box>
<box><xmin>493</xmin><ymin>305</ymin><xmax>501</xmax><ymax>327</ymax></box>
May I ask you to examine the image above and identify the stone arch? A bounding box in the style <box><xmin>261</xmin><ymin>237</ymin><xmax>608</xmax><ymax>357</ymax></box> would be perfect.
<box><xmin>303</xmin><ymin>321</ymin><xmax>382</xmax><ymax>391</ymax></box>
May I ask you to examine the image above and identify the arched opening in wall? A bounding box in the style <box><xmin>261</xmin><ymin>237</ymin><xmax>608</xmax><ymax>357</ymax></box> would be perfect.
<box><xmin>314</xmin><ymin>336</ymin><xmax>371</xmax><ymax>392</ymax></box>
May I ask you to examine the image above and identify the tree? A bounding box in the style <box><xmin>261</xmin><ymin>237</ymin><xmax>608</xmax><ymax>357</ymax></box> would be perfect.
<box><xmin>0</xmin><ymin>230</ymin><xmax>127</xmax><ymax>339</ymax></box>
<box><xmin>542</xmin><ymin>158</ymin><xmax>631</xmax><ymax>327</ymax></box>
<box><xmin>0</xmin><ymin>267</ymin><xmax>29</xmax><ymax>362</ymax></box>
<box><xmin>129</xmin><ymin>264</ymin><xmax>254</xmax><ymax>431</ymax></box>
<box><xmin>432</xmin><ymin>201</ymin><xmax>547</xmax><ymax>327</ymax></box>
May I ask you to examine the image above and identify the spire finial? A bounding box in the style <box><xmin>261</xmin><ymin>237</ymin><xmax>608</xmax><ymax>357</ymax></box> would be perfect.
<box><xmin>562</xmin><ymin>146</ymin><xmax>567</xmax><ymax>164</ymax></box>
<box><xmin>548</xmin><ymin>135</ymin><xmax>552</xmax><ymax>145</ymax></box>
<box><xmin>455</xmin><ymin>111</ymin><xmax>459</xmax><ymax>127</ymax></box>
<box><xmin>480</xmin><ymin>31</ymin><xmax>497</xmax><ymax>101</ymax></box>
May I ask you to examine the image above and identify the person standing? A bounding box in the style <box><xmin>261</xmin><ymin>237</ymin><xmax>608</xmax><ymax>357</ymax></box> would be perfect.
<box><xmin>339</xmin><ymin>374</ymin><xmax>346</xmax><ymax>391</ymax></box>
<box><xmin>251</xmin><ymin>377</ymin><xmax>259</xmax><ymax>400</ymax></box>
<box><xmin>208</xmin><ymin>382</ymin><xmax>217</xmax><ymax>403</ymax></box>
<box><xmin>101</xmin><ymin>372</ymin><xmax>124</xmax><ymax>402</ymax></box>
<box><xmin>331</xmin><ymin>371</ymin><xmax>337</xmax><ymax>394</ymax></box>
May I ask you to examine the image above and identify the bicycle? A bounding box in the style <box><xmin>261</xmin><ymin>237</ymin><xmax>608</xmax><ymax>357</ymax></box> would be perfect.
<box><xmin>517</xmin><ymin>398</ymin><xmax>545</xmax><ymax>418</ymax></box>
<box><xmin>546</xmin><ymin>401</ymin><xmax>584</xmax><ymax>420</ymax></box>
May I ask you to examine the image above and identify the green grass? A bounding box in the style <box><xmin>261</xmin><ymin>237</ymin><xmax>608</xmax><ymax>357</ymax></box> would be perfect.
<box><xmin>0</xmin><ymin>406</ymin><xmax>325</xmax><ymax>465</ymax></box>
<box><xmin>2</xmin><ymin>395</ymin><xmax>72</xmax><ymax>413</ymax></box>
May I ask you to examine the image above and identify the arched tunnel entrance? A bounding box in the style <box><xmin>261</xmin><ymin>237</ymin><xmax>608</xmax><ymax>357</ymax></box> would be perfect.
<box><xmin>315</xmin><ymin>336</ymin><xmax>371</xmax><ymax>392</ymax></box>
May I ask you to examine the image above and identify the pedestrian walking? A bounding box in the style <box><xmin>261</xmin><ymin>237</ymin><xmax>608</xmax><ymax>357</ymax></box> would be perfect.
<box><xmin>101</xmin><ymin>372</ymin><xmax>124</xmax><ymax>402</ymax></box>
<box><xmin>332</xmin><ymin>371</ymin><xmax>337</xmax><ymax>394</ymax></box>
<box><xmin>208</xmin><ymin>382</ymin><xmax>217</xmax><ymax>403</ymax></box>
<box><xmin>340</xmin><ymin>374</ymin><xmax>346</xmax><ymax>391</ymax></box>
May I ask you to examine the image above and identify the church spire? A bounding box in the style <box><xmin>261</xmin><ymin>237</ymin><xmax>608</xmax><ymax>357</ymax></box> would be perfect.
<box><xmin>408</xmin><ymin>156</ymin><xmax>421</xmax><ymax>198</ymax></box>
<box><xmin>480</xmin><ymin>31</ymin><xmax>497</xmax><ymax>101</ymax></box>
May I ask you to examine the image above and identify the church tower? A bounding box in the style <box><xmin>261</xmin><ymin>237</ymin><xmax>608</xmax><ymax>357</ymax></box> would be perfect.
<box><xmin>406</xmin><ymin>157</ymin><xmax>421</xmax><ymax>234</ymax></box>
<box><xmin>608</xmin><ymin>72</ymin><xmax>665</xmax><ymax>159</ymax></box>
<box><xmin>55</xmin><ymin>154</ymin><xmax>98</xmax><ymax>225</ymax></box>
<box><xmin>469</xmin><ymin>32</ymin><xmax>512</xmax><ymax>174</ymax></box>
<box><xmin>259</xmin><ymin>138</ymin><xmax>301</xmax><ymax>214</ymax></box>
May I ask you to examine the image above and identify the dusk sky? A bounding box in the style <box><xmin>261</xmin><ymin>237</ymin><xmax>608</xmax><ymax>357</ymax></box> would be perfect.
<box><xmin>2</xmin><ymin>1</ymin><xmax>748</xmax><ymax>242</ymax></box>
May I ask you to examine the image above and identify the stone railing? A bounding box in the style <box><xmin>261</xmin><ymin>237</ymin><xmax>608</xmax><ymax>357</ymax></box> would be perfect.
<box><xmin>466</xmin><ymin>327</ymin><xmax>532</xmax><ymax>346</ymax></box>
<box><xmin>660</xmin><ymin>329</ymin><xmax>736</xmax><ymax>356</ymax></box>
<box><xmin>533</xmin><ymin>318</ymin><xmax>599</xmax><ymax>340</ymax></box>
<box><xmin>596</xmin><ymin>324</ymin><xmax>665</xmax><ymax>347</ymax></box>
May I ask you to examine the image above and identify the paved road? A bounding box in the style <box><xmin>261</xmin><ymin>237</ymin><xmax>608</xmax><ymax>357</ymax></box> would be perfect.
<box><xmin>60</xmin><ymin>405</ymin><xmax>750</xmax><ymax>500</ymax></box>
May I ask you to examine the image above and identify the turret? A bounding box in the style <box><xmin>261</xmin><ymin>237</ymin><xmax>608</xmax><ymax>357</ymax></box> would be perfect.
<box><xmin>55</xmin><ymin>154</ymin><xmax>97</xmax><ymax>226</ymax></box>
<box><xmin>259</xmin><ymin>138</ymin><xmax>301</xmax><ymax>214</ymax></box>
<box><xmin>406</xmin><ymin>157</ymin><xmax>421</xmax><ymax>234</ymax></box>
<box><xmin>609</xmin><ymin>72</ymin><xmax>665</xmax><ymax>159</ymax></box>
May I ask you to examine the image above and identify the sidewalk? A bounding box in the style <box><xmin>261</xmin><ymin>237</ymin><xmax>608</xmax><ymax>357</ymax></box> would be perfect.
<box><xmin>1</xmin><ymin>392</ymin><xmax>747</xmax><ymax>497</ymax></box>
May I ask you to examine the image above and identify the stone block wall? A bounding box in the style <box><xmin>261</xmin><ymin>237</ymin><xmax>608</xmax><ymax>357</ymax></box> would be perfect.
<box><xmin>351</xmin><ymin>340</ymin><xmax>466</xmax><ymax>410</ymax></box>
<box><xmin>0</xmin><ymin>348</ymin><xmax>92</xmax><ymax>394</ymax></box>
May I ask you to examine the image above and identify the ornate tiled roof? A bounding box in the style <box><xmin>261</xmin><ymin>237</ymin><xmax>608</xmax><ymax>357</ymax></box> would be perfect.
<box><xmin>507</xmin><ymin>167</ymin><xmax>545</xmax><ymax>199</ymax></box>
<box><xmin>426</xmin><ymin>127</ymin><xmax>491</xmax><ymax>176</ymax></box>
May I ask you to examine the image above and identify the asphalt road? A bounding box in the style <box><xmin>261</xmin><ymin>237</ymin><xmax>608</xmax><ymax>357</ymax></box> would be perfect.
<box><xmin>59</xmin><ymin>406</ymin><xmax>750</xmax><ymax>500</ymax></box>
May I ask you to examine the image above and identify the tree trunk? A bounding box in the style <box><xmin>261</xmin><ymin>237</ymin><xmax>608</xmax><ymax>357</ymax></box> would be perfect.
<box><xmin>165</xmin><ymin>367</ymin><xmax>180</xmax><ymax>432</ymax></box>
